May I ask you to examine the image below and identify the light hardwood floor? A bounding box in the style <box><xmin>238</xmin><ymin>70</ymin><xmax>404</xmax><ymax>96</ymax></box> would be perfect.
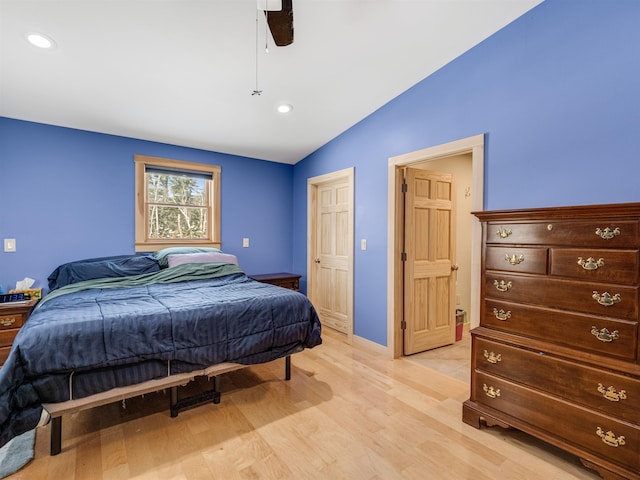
<box><xmin>12</xmin><ymin>328</ymin><xmax>601</xmax><ymax>479</ymax></box>
<box><xmin>403</xmin><ymin>327</ymin><xmax>472</xmax><ymax>383</ymax></box>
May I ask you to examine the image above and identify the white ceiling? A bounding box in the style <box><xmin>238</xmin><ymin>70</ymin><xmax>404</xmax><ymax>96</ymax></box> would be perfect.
<box><xmin>0</xmin><ymin>0</ymin><xmax>542</xmax><ymax>164</ymax></box>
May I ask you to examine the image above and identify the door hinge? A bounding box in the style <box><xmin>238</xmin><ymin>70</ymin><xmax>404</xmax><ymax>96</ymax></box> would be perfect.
<box><xmin>401</xmin><ymin>320</ymin><xmax>407</xmax><ymax>330</ymax></box>
<box><xmin>402</xmin><ymin>182</ymin><xmax>408</xmax><ymax>193</ymax></box>
<box><xmin>401</xmin><ymin>252</ymin><xmax>407</xmax><ymax>262</ymax></box>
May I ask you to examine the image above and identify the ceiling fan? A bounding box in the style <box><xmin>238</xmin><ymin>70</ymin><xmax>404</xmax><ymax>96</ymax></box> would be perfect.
<box><xmin>258</xmin><ymin>0</ymin><xmax>294</xmax><ymax>47</ymax></box>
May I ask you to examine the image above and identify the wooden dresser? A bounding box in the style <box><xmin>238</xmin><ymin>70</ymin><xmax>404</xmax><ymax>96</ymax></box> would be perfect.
<box><xmin>0</xmin><ymin>299</ymin><xmax>37</xmax><ymax>366</ymax></box>
<box><xmin>463</xmin><ymin>203</ymin><xmax>640</xmax><ymax>480</ymax></box>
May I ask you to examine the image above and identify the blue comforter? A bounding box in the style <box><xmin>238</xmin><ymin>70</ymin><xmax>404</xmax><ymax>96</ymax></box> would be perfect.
<box><xmin>0</xmin><ymin>263</ymin><xmax>322</xmax><ymax>448</ymax></box>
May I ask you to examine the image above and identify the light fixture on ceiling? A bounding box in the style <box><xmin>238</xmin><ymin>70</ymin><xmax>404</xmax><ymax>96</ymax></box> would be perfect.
<box><xmin>26</xmin><ymin>32</ymin><xmax>56</xmax><ymax>49</ymax></box>
<box><xmin>277</xmin><ymin>104</ymin><xmax>293</xmax><ymax>114</ymax></box>
<box><xmin>252</xmin><ymin>10</ymin><xmax>262</xmax><ymax>96</ymax></box>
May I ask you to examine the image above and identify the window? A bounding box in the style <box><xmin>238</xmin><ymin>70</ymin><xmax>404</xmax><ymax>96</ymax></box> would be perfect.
<box><xmin>134</xmin><ymin>155</ymin><xmax>221</xmax><ymax>252</ymax></box>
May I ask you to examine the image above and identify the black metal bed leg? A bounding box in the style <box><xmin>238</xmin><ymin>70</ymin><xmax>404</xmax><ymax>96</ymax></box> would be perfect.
<box><xmin>170</xmin><ymin>378</ymin><xmax>220</xmax><ymax>418</ymax></box>
<box><xmin>170</xmin><ymin>386</ymin><xmax>178</xmax><ymax>418</ymax></box>
<box><xmin>212</xmin><ymin>376</ymin><xmax>221</xmax><ymax>404</ymax></box>
<box><xmin>285</xmin><ymin>355</ymin><xmax>291</xmax><ymax>381</ymax></box>
<box><xmin>50</xmin><ymin>416</ymin><xmax>62</xmax><ymax>455</ymax></box>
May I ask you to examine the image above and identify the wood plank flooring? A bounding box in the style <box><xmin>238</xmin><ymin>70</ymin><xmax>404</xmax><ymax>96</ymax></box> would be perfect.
<box><xmin>11</xmin><ymin>328</ymin><xmax>601</xmax><ymax>479</ymax></box>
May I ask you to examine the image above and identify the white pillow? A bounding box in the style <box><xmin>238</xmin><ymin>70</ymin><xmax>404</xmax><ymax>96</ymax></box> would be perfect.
<box><xmin>167</xmin><ymin>252</ymin><xmax>239</xmax><ymax>268</ymax></box>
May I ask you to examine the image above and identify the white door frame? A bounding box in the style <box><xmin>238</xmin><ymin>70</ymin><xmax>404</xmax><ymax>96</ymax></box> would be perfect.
<box><xmin>307</xmin><ymin>167</ymin><xmax>355</xmax><ymax>342</ymax></box>
<box><xmin>387</xmin><ymin>134</ymin><xmax>485</xmax><ymax>358</ymax></box>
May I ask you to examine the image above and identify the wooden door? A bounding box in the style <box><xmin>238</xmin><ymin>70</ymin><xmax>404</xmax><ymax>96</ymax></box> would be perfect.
<box><xmin>308</xmin><ymin>170</ymin><xmax>354</xmax><ymax>337</ymax></box>
<box><xmin>403</xmin><ymin>167</ymin><xmax>457</xmax><ymax>355</ymax></box>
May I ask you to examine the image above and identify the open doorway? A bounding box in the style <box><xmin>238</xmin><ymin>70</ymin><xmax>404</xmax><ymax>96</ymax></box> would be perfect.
<box><xmin>387</xmin><ymin>134</ymin><xmax>485</xmax><ymax>358</ymax></box>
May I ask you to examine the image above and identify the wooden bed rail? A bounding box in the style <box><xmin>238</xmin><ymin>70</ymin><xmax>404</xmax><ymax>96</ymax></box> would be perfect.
<box><xmin>43</xmin><ymin>356</ymin><xmax>291</xmax><ymax>455</ymax></box>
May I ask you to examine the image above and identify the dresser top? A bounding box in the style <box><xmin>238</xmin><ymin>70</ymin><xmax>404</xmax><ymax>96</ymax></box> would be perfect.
<box><xmin>473</xmin><ymin>202</ymin><xmax>640</xmax><ymax>222</ymax></box>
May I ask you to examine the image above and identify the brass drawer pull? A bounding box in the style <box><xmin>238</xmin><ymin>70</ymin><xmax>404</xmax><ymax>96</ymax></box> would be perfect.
<box><xmin>483</xmin><ymin>384</ymin><xmax>501</xmax><ymax>399</ymax></box>
<box><xmin>505</xmin><ymin>253</ymin><xmax>524</xmax><ymax>265</ymax></box>
<box><xmin>496</xmin><ymin>227</ymin><xmax>512</xmax><ymax>239</ymax></box>
<box><xmin>591</xmin><ymin>326</ymin><xmax>619</xmax><ymax>343</ymax></box>
<box><xmin>0</xmin><ymin>317</ymin><xmax>17</xmax><ymax>327</ymax></box>
<box><xmin>597</xmin><ymin>384</ymin><xmax>627</xmax><ymax>402</ymax></box>
<box><xmin>577</xmin><ymin>257</ymin><xmax>604</xmax><ymax>271</ymax></box>
<box><xmin>596</xmin><ymin>427</ymin><xmax>625</xmax><ymax>448</ymax></box>
<box><xmin>493</xmin><ymin>280</ymin><xmax>512</xmax><ymax>292</ymax></box>
<box><xmin>592</xmin><ymin>291</ymin><xmax>621</xmax><ymax>306</ymax></box>
<box><xmin>492</xmin><ymin>308</ymin><xmax>511</xmax><ymax>321</ymax></box>
<box><xmin>595</xmin><ymin>227</ymin><xmax>620</xmax><ymax>240</ymax></box>
<box><xmin>483</xmin><ymin>350</ymin><xmax>502</xmax><ymax>364</ymax></box>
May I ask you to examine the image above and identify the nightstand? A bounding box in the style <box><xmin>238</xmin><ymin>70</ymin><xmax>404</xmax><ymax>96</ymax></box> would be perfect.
<box><xmin>249</xmin><ymin>273</ymin><xmax>301</xmax><ymax>291</ymax></box>
<box><xmin>0</xmin><ymin>299</ymin><xmax>37</xmax><ymax>366</ymax></box>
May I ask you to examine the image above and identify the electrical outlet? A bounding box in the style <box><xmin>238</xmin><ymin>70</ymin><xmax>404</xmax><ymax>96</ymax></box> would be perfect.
<box><xmin>4</xmin><ymin>239</ymin><xmax>16</xmax><ymax>252</ymax></box>
<box><xmin>242</xmin><ymin>237</ymin><xmax>249</xmax><ymax>248</ymax></box>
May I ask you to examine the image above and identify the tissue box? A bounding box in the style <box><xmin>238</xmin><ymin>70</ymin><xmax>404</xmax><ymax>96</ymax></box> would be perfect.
<box><xmin>9</xmin><ymin>288</ymin><xmax>43</xmax><ymax>299</ymax></box>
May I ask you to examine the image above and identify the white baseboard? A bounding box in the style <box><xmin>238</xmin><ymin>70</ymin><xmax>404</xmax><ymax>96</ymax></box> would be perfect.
<box><xmin>352</xmin><ymin>334</ymin><xmax>390</xmax><ymax>356</ymax></box>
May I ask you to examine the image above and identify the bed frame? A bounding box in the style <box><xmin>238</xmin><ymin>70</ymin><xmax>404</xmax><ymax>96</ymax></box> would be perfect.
<box><xmin>42</xmin><ymin>356</ymin><xmax>291</xmax><ymax>455</ymax></box>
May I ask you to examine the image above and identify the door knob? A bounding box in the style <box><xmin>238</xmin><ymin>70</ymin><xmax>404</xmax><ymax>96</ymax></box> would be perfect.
<box><xmin>451</xmin><ymin>264</ymin><xmax>459</xmax><ymax>271</ymax></box>
<box><xmin>315</xmin><ymin>258</ymin><xmax>320</xmax><ymax>263</ymax></box>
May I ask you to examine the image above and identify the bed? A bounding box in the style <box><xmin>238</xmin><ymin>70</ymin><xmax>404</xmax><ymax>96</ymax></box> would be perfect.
<box><xmin>0</xmin><ymin>248</ymin><xmax>322</xmax><ymax>454</ymax></box>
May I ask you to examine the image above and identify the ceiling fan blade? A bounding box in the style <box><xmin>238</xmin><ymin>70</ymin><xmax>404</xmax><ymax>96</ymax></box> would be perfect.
<box><xmin>265</xmin><ymin>0</ymin><xmax>293</xmax><ymax>46</ymax></box>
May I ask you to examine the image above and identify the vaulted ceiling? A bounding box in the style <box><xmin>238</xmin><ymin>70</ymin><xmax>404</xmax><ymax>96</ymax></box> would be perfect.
<box><xmin>0</xmin><ymin>1</ymin><xmax>542</xmax><ymax>164</ymax></box>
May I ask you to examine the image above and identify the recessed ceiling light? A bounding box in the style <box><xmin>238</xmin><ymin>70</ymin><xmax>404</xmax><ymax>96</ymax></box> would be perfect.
<box><xmin>26</xmin><ymin>33</ymin><xmax>56</xmax><ymax>49</ymax></box>
<box><xmin>277</xmin><ymin>104</ymin><xmax>293</xmax><ymax>114</ymax></box>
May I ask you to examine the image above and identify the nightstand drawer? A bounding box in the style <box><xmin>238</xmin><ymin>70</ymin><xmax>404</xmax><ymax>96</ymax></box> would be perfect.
<box><xmin>0</xmin><ymin>329</ymin><xmax>19</xmax><ymax>348</ymax></box>
<box><xmin>0</xmin><ymin>346</ymin><xmax>11</xmax><ymax>365</ymax></box>
<box><xmin>0</xmin><ymin>313</ymin><xmax>25</xmax><ymax>330</ymax></box>
<box><xmin>0</xmin><ymin>299</ymin><xmax>37</xmax><ymax>366</ymax></box>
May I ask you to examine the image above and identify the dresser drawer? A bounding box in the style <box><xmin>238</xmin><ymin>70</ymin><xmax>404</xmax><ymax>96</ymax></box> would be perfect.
<box><xmin>485</xmin><ymin>246</ymin><xmax>548</xmax><ymax>274</ymax></box>
<box><xmin>550</xmin><ymin>248</ymin><xmax>639</xmax><ymax>284</ymax></box>
<box><xmin>487</xmin><ymin>220</ymin><xmax>640</xmax><ymax>248</ymax></box>
<box><xmin>482</xmin><ymin>299</ymin><xmax>637</xmax><ymax>360</ymax></box>
<box><xmin>484</xmin><ymin>273</ymin><xmax>639</xmax><ymax>319</ymax></box>
<box><xmin>474</xmin><ymin>337</ymin><xmax>640</xmax><ymax>422</ymax></box>
<box><xmin>474</xmin><ymin>371</ymin><xmax>640</xmax><ymax>471</ymax></box>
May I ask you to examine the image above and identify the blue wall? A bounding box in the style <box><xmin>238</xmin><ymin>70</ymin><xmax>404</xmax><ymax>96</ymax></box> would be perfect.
<box><xmin>292</xmin><ymin>0</ymin><xmax>640</xmax><ymax>346</ymax></box>
<box><xmin>1</xmin><ymin>1</ymin><xmax>638</xmax><ymax>348</ymax></box>
<box><xmin>0</xmin><ymin>118</ymin><xmax>294</xmax><ymax>293</ymax></box>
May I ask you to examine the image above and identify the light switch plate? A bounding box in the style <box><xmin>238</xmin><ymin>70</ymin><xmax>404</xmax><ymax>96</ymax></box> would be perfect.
<box><xmin>242</xmin><ymin>238</ymin><xmax>250</xmax><ymax>248</ymax></box>
<box><xmin>4</xmin><ymin>239</ymin><xmax>16</xmax><ymax>252</ymax></box>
